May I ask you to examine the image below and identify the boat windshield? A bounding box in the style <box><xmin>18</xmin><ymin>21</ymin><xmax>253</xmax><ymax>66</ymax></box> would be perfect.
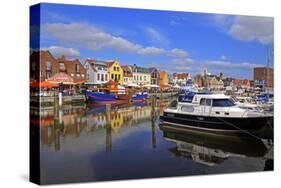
<box><xmin>212</xmin><ymin>99</ymin><xmax>235</xmax><ymax>107</ymax></box>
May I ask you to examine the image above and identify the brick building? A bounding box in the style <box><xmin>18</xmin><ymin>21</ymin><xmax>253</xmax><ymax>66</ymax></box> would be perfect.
<box><xmin>253</xmin><ymin>67</ymin><xmax>274</xmax><ymax>89</ymax></box>
<box><xmin>30</xmin><ymin>50</ymin><xmax>59</xmax><ymax>81</ymax></box>
<box><xmin>57</xmin><ymin>56</ymin><xmax>87</xmax><ymax>83</ymax></box>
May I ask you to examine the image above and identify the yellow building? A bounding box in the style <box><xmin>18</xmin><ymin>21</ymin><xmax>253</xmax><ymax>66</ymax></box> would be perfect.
<box><xmin>106</xmin><ymin>60</ymin><xmax>124</xmax><ymax>85</ymax></box>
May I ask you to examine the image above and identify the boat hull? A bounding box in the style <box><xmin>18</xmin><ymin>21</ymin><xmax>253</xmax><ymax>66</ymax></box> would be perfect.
<box><xmin>160</xmin><ymin>112</ymin><xmax>273</xmax><ymax>132</ymax></box>
<box><xmin>85</xmin><ymin>91</ymin><xmax>117</xmax><ymax>104</ymax></box>
<box><xmin>132</xmin><ymin>94</ymin><xmax>148</xmax><ymax>102</ymax></box>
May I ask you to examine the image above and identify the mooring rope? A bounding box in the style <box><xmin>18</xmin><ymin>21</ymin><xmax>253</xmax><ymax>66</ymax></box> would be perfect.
<box><xmin>215</xmin><ymin>116</ymin><xmax>264</xmax><ymax>141</ymax></box>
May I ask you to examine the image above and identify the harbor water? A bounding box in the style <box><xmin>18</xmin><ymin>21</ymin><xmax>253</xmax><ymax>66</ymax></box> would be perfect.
<box><xmin>31</xmin><ymin>99</ymin><xmax>273</xmax><ymax>184</ymax></box>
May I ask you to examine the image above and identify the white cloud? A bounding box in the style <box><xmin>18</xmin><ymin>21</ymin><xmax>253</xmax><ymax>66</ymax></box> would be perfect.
<box><xmin>137</xmin><ymin>47</ymin><xmax>166</xmax><ymax>56</ymax></box>
<box><xmin>42</xmin><ymin>46</ymin><xmax>80</xmax><ymax>59</ymax></box>
<box><xmin>228</xmin><ymin>16</ymin><xmax>274</xmax><ymax>44</ymax></box>
<box><xmin>168</xmin><ymin>48</ymin><xmax>188</xmax><ymax>58</ymax></box>
<box><xmin>220</xmin><ymin>55</ymin><xmax>227</xmax><ymax>60</ymax></box>
<box><xmin>169</xmin><ymin>20</ymin><xmax>180</xmax><ymax>26</ymax></box>
<box><xmin>204</xmin><ymin>60</ymin><xmax>259</xmax><ymax>70</ymax></box>
<box><xmin>42</xmin><ymin>22</ymin><xmax>189</xmax><ymax>58</ymax></box>
<box><xmin>43</xmin><ymin>23</ymin><xmax>141</xmax><ymax>52</ymax></box>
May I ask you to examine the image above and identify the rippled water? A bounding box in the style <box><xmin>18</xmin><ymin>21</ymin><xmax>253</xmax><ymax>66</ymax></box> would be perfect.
<box><xmin>31</xmin><ymin>99</ymin><xmax>273</xmax><ymax>184</ymax></box>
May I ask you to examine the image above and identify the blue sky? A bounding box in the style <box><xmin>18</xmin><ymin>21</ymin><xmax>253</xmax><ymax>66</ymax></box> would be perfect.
<box><xmin>30</xmin><ymin>3</ymin><xmax>274</xmax><ymax>79</ymax></box>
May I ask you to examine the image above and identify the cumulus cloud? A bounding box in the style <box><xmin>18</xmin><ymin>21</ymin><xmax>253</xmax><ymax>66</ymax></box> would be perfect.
<box><xmin>137</xmin><ymin>47</ymin><xmax>166</xmax><ymax>56</ymax></box>
<box><xmin>168</xmin><ymin>48</ymin><xmax>189</xmax><ymax>58</ymax></box>
<box><xmin>229</xmin><ymin>16</ymin><xmax>274</xmax><ymax>44</ymax></box>
<box><xmin>42</xmin><ymin>22</ymin><xmax>189</xmax><ymax>58</ymax></box>
<box><xmin>42</xmin><ymin>46</ymin><xmax>80</xmax><ymax>59</ymax></box>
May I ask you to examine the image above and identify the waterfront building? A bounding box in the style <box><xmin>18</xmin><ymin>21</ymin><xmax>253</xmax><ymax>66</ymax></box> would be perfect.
<box><xmin>232</xmin><ymin>79</ymin><xmax>253</xmax><ymax>90</ymax></box>
<box><xmin>159</xmin><ymin>71</ymin><xmax>169</xmax><ymax>90</ymax></box>
<box><xmin>84</xmin><ymin>59</ymin><xmax>108</xmax><ymax>85</ymax></box>
<box><xmin>149</xmin><ymin>68</ymin><xmax>160</xmax><ymax>85</ymax></box>
<box><xmin>172</xmin><ymin>73</ymin><xmax>191</xmax><ymax>86</ymax></box>
<box><xmin>30</xmin><ymin>50</ymin><xmax>59</xmax><ymax>82</ymax></box>
<box><xmin>208</xmin><ymin>77</ymin><xmax>224</xmax><ymax>90</ymax></box>
<box><xmin>131</xmin><ymin>64</ymin><xmax>151</xmax><ymax>86</ymax></box>
<box><xmin>121</xmin><ymin>65</ymin><xmax>133</xmax><ymax>85</ymax></box>
<box><xmin>106</xmin><ymin>60</ymin><xmax>124</xmax><ymax>85</ymax></box>
<box><xmin>194</xmin><ymin>74</ymin><xmax>203</xmax><ymax>87</ymax></box>
<box><xmin>57</xmin><ymin>56</ymin><xmax>87</xmax><ymax>83</ymax></box>
<box><xmin>254</xmin><ymin>67</ymin><xmax>274</xmax><ymax>89</ymax></box>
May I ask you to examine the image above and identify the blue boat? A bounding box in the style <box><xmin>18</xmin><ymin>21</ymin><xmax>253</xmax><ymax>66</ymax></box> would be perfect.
<box><xmin>85</xmin><ymin>91</ymin><xmax>117</xmax><ymax>104</ymax></box>
<box><xmin>132</xmin><ymin>93</ymin><xmax>148</xmax><ymax>102</ymax></box>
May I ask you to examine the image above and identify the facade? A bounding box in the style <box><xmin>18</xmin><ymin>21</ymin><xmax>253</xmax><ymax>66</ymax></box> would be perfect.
<box><xmin>131</xmin><ymin>64</ymin><xmax>151</xmax><ymax>86</ymax></box>
<box><xmin>30</xmin><ymin>50</ymin><xmax>59</xmax><ymax>81</ymax></box>
<box><xmin>57</xmin><ymin>56</ymin><xmax>87</xmax><ymax>83</ymax></box>
<box><xmin>173</xmin><ymin>73</ymin><xmax>191</xmax><ymax>86</ymax></box>
<box><xmin>106</xmin><ymin>60</ymin><xmax>124</xmax><ymax>85</ymax></box>
<box><xmin>84</xmin><ymin>59</ymin><xmax>97</xmax><ymax>84</ymax></box>
<box><xmin>194</xmin><ymin>74</ymin><xmax>203</xmax><ymax>87</ymax></box>
<box><xmin>232</xmin><ymin>79</ymin><xmax>252</xmax><ymax>89</ymax></box>
<box><xmin>149</xmin><ymin>68</ymin><xmax>160</xmax><ymax>85</ymax></box>
<box><xmin>253</xmin><ymin>67</ymin><xmax>274</xmax><ymax>89</ymax></box>
<box><xmin>84</xmin><ymin>59</ymin><xmax>109</xmax><ymax>85</ymax></box>
<box><xmin>121</xmin><ymin>65</ymin><xmax>133</xmax><ymax>85</ymax></box>
<box><xmin>208</xmin><ymin>77</ymin><xmax>224</xmax><ymax>90</ymax></box>
<box><xmin>159</xmin><ymin>71</ymin><xmax>169</xmax><ymax>90</ymax></box>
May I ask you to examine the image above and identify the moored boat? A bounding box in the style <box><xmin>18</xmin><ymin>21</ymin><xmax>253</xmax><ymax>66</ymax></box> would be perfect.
<box><xmin>132</xmin><ymin>92</ymin><xmax>148</xmax><ymax>102</ymax></box>
<box><xmin>85</xmin><ymin>91</ymin><xmax>117</xmax><ymax>104</ymax></box>
<box><xmin>160</xmin><ymin>92</ymin><xmax>273</xmax><ymax>132</ymax></box>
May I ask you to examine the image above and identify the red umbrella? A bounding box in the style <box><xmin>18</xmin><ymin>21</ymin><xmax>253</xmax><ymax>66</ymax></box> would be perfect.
<box><xmin>30</xmin><ymin>80</ymin><xmax>58</xmax><ymax>88</ymax></box>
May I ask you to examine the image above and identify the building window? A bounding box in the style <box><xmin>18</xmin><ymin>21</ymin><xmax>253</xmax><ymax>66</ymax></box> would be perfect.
<box><xmin>46</xmin><ymin>61</ymin><xmax>52</xmax><ymax>71</ymax></box>
<box><xmin>75</xmin><ymin>64</ymin><xmax>80</xmax><ymax>73</ymax></box>
<box><xmin>114</xmin><ymin>66</ymin><xmax>116</xmax><ymax>71</ymax></box>
<box><xmin>118</xmin><ymin>74</ymin><xmax>120</xmax><ymax>80</ymax></box>
<box><xmin>111</xmin><ymin>74</ymin><xmax>114</xmax><ymax>79</ymax></box>
<box><xmin>32</xmin><ymin>62</ymin><xmax>36</xmax><ymax>71</ymax></box>
<box><xmin>59</xmin><ymin>63</ymin><xmax>65</xmax><ymax>70</ymax></box>
<box><xmin>105</xmin><ymin>74</ymin><xmax>108</xmax><ymax>81</ymax></box>
<box><xmin>144</xmin><ymin>76</ymin><xmax>146</xmax><ymax>81</ymax></box>
<box><xmin>117</xmin><ymin>67</ymin><xmax>119</xmax><ymax>71</ymax></box>
<box><xmin>46</xmin><ymin>71</ymin><xmax>51</xmax><ymax>79</ymax></box>
<box><xmin>101</xmin><ymin>74</ymin><xmax>104</xmax><ymax>81</ymax></box>
<box><xmin>140</xmin><ymin>76</ymin><xmax>142</xmax><ymax>81</ymax></box>
<box><xmin>97</xmin><ymin>74</ymin><xmax>100</xmax><ymax>81</ymax></box>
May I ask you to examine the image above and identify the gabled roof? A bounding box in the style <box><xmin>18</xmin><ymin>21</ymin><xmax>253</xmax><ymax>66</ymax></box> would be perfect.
<box><xmin>132</xmin><ymin>65</ymin><xmax>151</xmax><ymax>74</ymax></box>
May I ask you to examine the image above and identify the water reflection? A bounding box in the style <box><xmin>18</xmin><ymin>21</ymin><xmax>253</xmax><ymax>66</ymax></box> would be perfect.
<box><xmin>160</xmin><ymin>124</ymin><xmax>271</xmax><ymax>167</ymax></box>
<box><xmin>31</xmin><ymin>99</ymin><xmax>273</xmax><ymax>184</ymax></box>
<box><xmin>35</xmin><ymin>100</ymin><xmax>167</xmax><ymax>152</ymax></box>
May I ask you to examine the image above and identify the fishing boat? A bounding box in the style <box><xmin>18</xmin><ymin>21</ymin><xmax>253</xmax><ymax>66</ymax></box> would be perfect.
<box><xmin>160</xmin><ymin>92</ymin><xmax>273</xmax><ymax>132</ymax></box>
